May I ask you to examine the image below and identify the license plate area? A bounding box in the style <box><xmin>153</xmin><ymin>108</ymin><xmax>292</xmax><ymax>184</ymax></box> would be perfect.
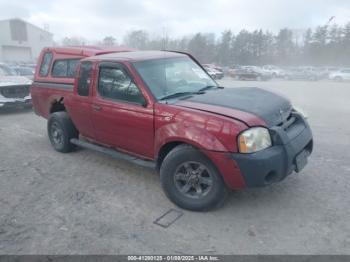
<box><xmin>295</xmin><ymin>150</ymin><xmax>309</xmax><ymax>173</ymax></box>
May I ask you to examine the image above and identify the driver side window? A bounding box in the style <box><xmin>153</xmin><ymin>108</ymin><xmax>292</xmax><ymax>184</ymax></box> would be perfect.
<box><xmin>98</xmin><ymin>66</ymin><xmax>144</xmax><ymax>104</ymax></box>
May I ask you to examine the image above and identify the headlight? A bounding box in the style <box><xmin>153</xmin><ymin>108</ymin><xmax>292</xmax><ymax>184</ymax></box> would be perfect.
<box><xmin>238</xmin><ymin>127</ymin><xmax>272</xmax><ymax>153</ymax></box>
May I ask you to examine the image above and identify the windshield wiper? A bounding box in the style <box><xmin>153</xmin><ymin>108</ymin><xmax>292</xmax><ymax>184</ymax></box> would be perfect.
<box><xmin>197</xmin><ymin>85</ymin><xmax>224</xmax><ymax>92</ymax></box>
<box><xmin>158</xmin><ymin>86</ymin><xmax>224</xmax><ymax>101</ymax></box>
<box><xmin>158</xmin><ymin>92</ymin><xmax>196</xmax><ymax>101</ymax></box>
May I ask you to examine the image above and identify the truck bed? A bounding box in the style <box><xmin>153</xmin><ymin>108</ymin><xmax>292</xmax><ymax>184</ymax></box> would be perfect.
<box><xmin>31</xmin><ymin>81</ymin><xmax>74</xmax><ymax>118</ymax></box>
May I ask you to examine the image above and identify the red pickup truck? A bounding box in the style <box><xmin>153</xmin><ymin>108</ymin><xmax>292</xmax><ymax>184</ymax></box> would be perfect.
<box><xmin>31</xmin><ymin>46</ymin><xmax>313</xmax><ymax>211</ymax></box>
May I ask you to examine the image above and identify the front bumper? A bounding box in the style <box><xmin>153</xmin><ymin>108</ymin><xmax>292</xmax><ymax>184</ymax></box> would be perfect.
<box><xmin>0</xmin><ymin>96</ymin><xmax>32</xmax><ymax>108</ymax></box>
<box><xmin>231</xmin><ymin>112</ymin><xmax>313</xmax><ymax>187</ymax></box>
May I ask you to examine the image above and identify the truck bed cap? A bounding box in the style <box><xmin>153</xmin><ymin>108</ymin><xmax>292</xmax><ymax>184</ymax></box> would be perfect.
<box><xmin>86</xmin><ymin>50</ymin><xmax>187</xmax><ymax>62</ymax></box>
<box><xmin>43</xmin><ymin>46</ymin><xmax>134</xmax><ymax>57</ymax></box>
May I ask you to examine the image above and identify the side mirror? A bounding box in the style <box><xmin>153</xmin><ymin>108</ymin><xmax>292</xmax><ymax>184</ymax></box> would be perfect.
<box><xmin>140</xmin><ymin>97</ymin><xmax>148</xmax><ymax>107</ymax></box>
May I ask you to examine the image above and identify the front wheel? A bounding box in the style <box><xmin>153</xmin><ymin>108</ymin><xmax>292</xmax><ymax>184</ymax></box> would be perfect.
<box><xmin>160</xmin><ymin>145</ymin><xmax>227</xmax><ymax>211</ymax></box>
<box><xmin>48</xmin><ymin>112</ymin><xmax>78</xmax><ymax>153</ymax></box>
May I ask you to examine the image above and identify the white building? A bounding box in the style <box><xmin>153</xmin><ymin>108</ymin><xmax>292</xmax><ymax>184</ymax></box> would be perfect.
<box><xmin>0</xmin><ymin>18</ymin><xmax>53</xmax><ymax>63</ymax></box>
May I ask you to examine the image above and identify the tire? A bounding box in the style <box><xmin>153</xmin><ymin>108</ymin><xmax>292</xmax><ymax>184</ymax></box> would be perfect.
<box><xmin>47</xmin><ymin>111</ymin><xmax>78</xmax><ymax>153</ymax></box>
<box><xmin>160</xmin><ymin>144</ymin><xmax>227</xmax><ymax>211</ymax></box>
<box><xmin>334</xmin><ymin>76</ymin><xmax>343</xmax><ymax>82</ymax></box>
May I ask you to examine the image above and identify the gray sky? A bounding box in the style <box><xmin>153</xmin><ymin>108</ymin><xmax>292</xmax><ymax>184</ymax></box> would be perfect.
<box><xmin>0</xmin><ymin>0</ymin><xmax>349</xmax><ymax>42</ymax></box>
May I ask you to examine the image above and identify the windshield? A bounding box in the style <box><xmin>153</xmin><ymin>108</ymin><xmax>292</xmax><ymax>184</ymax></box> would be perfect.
<box><xmin>0</xmin><ymin>65</ymin><xmax>17</xmax><ymax>76</ymax></box>
<box><xmin>17</xmin><ymin>67</ymin><xmax>34</xmax><ymax>75</ymax></box>
<box><xmin>132</xmin><ymin>57</ymin><xmax>217</xmax><ymax>100</ymax></box>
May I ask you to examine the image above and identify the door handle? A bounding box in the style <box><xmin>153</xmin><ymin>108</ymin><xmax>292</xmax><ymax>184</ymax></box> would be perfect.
<box><xmin>93</xmin><ymin>105</ymin><xmax>102</xmax><ymax>112</ymax></box>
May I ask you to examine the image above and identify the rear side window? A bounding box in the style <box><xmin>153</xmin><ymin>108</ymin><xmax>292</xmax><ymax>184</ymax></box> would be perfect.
<box><xmin>39</xmin><ymin>52</ymin><xmax>52</xmax><ymax>76</ymax></box>
<box><xmin>52</xmin><ymin>59</ymin><xmax>80</xmax><ymax>78</ymax></box>
<box><xmin>77</xmin><ymin>62</ymin><xmax>93</xmax><ymax>96</ymax></box>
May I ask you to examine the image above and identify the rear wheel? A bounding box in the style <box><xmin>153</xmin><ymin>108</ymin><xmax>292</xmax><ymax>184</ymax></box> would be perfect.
<box><xmin>48</xmin><ymin>112</ymin><xmax>78</xmax><ymax>153</ymax></box>
<box><xmin>160</xmin><ymin>145</ymin><xmax>227</xmax><ymax>211</ymax></box>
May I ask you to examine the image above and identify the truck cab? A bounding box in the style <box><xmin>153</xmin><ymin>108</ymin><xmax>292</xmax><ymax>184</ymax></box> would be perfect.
<box><xmin>31</xmin><ymin>47</ymin><xmax>313</xmax><ymax>211</ymax></box>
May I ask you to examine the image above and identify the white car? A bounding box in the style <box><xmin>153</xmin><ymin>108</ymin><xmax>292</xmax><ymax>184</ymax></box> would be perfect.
<box><xmin>204</xmin><ymin>67</ymin><xmax>223</xmax><ymax>79</ymax></box>
<box><xmin>0</xmin><ymin>63</ymin><xmax>32</xmax><ymax>108</ymax></box>
<box><xmin>329</xmin><ymin>69</ymin><xmax>350</xmax><ymax>81</ymax></box>
<box><xmin>262</xmin><ymin>65</ymin><xmax>286</xmax><ymax>78</ymax></box>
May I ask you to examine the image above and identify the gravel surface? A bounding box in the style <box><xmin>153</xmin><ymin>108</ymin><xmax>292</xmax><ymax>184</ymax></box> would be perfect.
<box><xmin>0</xmin><ymin>79</ymin><xmax>349</xmax><ymax>254</ymax></box>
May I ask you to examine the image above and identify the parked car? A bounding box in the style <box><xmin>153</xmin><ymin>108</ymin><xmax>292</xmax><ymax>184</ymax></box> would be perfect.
<box><xmin>203</xmin><ymin>67</ymin><xmax>218</xmax><ymax>79</ymax></box>
<box><xmin>329</xmin><ymin>68</ymin><xmax>350</xmax><ymax>81</ymax></box>
<box><xmin>0</xmin><ymin>63</ymin><xmax>32</xmax><ymax>109</ymax></box>
<box><xmin>31</xmin><ymin>47</ymin><xmax>313</xmax><ymax>211</ymax></box>
<box><xmin>316</xmin><ymin>67</ymin><xmax>340</xmax><ymax>79</ymax></box>
<box><xmin>262</xmin><ymin>65</ymin><xmax>286</xmax><ymax>78</ymax></box>
<box><xmin>203</xmin><ymin>64</ymin><xmax>224</xmax><ymax>79</ymax></box>
<box><xmin>284</xmin><ymin>67</ymin><xmax>321</xmax><ymax>81</ymax></box>
<box><xmin>12</xmin><ymin>66</ymin><xmax>35</xmax><ymax>80</ymax></box>
<box><xmin>230</xmin><ymin>66</ymin><xmax>272</xmax><ymax>81</ymax></box>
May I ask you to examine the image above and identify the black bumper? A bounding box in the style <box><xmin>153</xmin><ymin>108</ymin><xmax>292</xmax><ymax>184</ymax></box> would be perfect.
<box><xmin>232</xmin><ymin>112</ymin><xmax>313</xmax><ymax>187</ymax></box>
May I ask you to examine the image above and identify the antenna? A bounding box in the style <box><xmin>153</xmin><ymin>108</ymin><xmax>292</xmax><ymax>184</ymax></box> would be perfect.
<box><xmin>162</xmin><ymin>26</ymin><xmax>168</xmax><ymax>50</ymax></box>
<box><xmin>162</xmin><ymin>25</ymin><xmax>168</xmax><ymax>96</ymax></box>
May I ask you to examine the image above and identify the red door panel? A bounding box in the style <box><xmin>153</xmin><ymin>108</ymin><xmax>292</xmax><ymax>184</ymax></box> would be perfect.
<box><xmin>91</xmin><ymin>99</ymin><xmax>154</xmax><ymax>158</ymax></box>
<box><xmin>91</xmin><ymin>62</ymin><xmax>154</xmax><ymax>159</ymax></box>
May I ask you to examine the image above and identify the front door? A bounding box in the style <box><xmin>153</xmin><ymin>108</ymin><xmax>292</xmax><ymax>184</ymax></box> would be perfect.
<box><xmin>91</xmin><ymin>62</ymin><xmax>154</xmax><ymax>159</ymax></box>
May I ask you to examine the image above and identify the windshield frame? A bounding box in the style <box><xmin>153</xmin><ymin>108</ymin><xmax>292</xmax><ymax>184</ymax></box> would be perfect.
<box><xmin>131</xmin><ymin>56</ymin><xmax>218</xmax><ymax>101</ymax></box>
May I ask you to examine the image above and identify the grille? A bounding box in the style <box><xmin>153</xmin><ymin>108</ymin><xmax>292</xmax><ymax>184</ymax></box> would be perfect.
<box><xmin>278</xmin><ymin>113</ymin><xmax>297</xmax><ymax>131</ymax></box>
<box><xmin>0</xmin><ymin>85</ymin><xmax>30</xmax><ymax>99</ymax></box>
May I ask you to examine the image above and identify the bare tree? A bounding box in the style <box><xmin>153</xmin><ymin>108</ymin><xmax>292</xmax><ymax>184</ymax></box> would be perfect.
<box><xmin>102</xmin><ymin>36</ymin><xmax>117</xmax><ymax>47</ymax></box>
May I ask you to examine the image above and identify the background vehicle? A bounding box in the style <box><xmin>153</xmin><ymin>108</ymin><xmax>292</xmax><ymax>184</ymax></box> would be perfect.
<box><xmin>203</xmin><ymin>66</ymin><xmax>221</xmax><ymax>79</ymax></box>
<box><xmin>329</xmin><ymin>68</ymin><xmax>350</xmax><ymax>81</ymax></box>
<box><xmin>284</xmin><ymin>67</ymin><xmax>321</xmax><ymax>81</ymax></box>
<box><xmin>11</xmin><ymin>66</ymin><xmax>35</xmax><ymax>80</ymax></box>
<box><xmin>262</xmin><ymin>65</ymin><xmax>286</xmax><ymax>78</ymax></box>
<box><xmin>0</xmin><ymin>62</ymin><xmax>32</xmax><ymax>108</ymax></box>
<box><xmin>31</xmin><ymin>47</ymin><xmax>313</xmax><ymax>211</ymax></box>
<box><xmin>0</xmin><ymin>63</ymin><xmax>17</xmax><ymax>76</ymax></box>
<box><xmin>230</xmin><ymin>66</ymin><xmax>272</xmax><ymax>80</ymax></box>
<box><xmin>203</xmin><ymin>64</ymin><xmax>224</xmax><ymax>79</ymax></box>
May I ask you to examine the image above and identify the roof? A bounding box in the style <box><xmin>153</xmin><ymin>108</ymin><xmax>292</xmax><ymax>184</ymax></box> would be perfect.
<box><xmin>0</xmin><ymin>18</ymin><xmax>52</xmax><ymax>35</ymax></box>
<box><xmin>86</xmin><ymin>50</ymin><xmax>187</xmax><ymax>62</ymax></box>
<box><xmin>43</xmin><ymin>46</ymin><xmax>135</xmax><ymax>57</ymax></box>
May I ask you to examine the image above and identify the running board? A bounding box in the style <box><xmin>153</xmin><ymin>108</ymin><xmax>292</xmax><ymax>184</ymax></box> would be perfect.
<box><xmin>70</xmin><ymin>138</ymin><xmax>156</xmax><ymax>169</ymax></box>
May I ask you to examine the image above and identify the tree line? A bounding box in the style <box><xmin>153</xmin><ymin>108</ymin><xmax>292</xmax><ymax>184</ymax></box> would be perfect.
<box><xmin>62</xmin><ymin>23</ymin><xmax>350</xmax><ymax>67</ymax></box>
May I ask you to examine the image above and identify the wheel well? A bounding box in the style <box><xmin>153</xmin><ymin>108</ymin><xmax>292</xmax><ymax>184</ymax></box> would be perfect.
<box><xmin>156</xmin><ymin>141</ymin><xmax>183</xmax><ymax>170</ymax></box>
<box><xmin>50</xmin><ymin>98</ymin><xmax>66</xmax><ymax>114</ymax></box>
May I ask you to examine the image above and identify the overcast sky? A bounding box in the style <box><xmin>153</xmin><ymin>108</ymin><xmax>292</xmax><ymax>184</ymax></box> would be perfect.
<box><xmin>0</xmin><ymin>0</ymin><xmax>349</xmax><ymax>42</ymax></box>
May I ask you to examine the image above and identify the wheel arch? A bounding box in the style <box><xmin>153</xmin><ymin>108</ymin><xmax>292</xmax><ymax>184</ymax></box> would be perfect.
<box><xmin>156</xmin><ymin>141</ymin><xmax>184</xmax><ymax>171</ymax></box>
<box><xmin>49</xmin><ymin>97</ymin><xmax>66</xmax><ymax>114</ymax></box>
<box><xmin>155</xmin><ymin>137</ymin><xmax>225</xmax><ymax>172</ymax></box>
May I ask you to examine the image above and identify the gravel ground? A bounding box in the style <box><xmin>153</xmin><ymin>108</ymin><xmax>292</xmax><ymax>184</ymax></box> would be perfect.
<box><xmin>0</xmin><ymin>79</ymin><xmax>349</xmax><ymax>255</ymax></box>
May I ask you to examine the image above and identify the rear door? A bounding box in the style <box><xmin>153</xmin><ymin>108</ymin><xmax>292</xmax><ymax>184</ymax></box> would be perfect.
<box><xmin>68</xmin><ymin>61</ymin><xmax>95</xmax><ymax>139</ymax></box>
<box><xmin>91</xmin><ymin>62</ymin><xmax>154</xmax><ymax>159</ymax></box>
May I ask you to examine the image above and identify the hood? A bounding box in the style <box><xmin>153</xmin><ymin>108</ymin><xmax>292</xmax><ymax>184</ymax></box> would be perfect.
<box><xmin>0</xmin><ymin>76</ymin><xmax>32</xmax><ymax>88</ymax></box>
<box><xmin>175</xmin><ymin>87</ymin><xmax>292</xmax><ymax>127</ymax></box>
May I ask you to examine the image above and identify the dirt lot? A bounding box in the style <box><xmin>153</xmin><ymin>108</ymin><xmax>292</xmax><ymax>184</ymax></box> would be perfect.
<box><xmin>0</xmin><ymin>79</ymin><xmax>349</xmax><ymax>254</ymax></box>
